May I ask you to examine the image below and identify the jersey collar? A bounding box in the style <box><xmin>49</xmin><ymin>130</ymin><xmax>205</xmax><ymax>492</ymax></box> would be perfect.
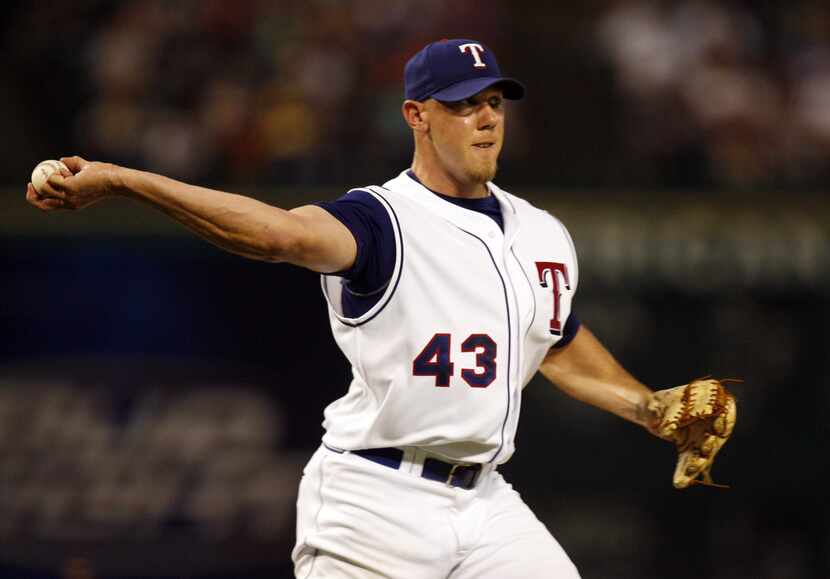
<box><xmin>387</xmin><ymin>170</ymin><xmax>520</xmax><ymax>245</ymax></box>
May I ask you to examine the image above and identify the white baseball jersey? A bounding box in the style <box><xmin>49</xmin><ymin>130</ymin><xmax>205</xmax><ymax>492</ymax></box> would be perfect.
<box><xmin>320</xmin><ymin>171</ymin><xmax>578</xmax><ymax>465</ymax></box>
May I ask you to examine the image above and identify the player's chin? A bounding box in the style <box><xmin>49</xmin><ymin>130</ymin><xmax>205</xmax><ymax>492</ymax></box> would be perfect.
<box><xmin>468</xmin><ymin>161</ymin><xmax>498</xmax><ymax>184</ymax></box>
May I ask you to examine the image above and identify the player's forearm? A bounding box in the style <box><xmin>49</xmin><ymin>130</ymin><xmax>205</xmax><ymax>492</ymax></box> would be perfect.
<box><xmin>539</xmin><ymin>326</ymin><xmax>655</xmax><ymax>429</ymax></box>
<box><xmin>117</xmin><ymin>167</ymin><xmax>302</xmax><ymax>262</ymax></box>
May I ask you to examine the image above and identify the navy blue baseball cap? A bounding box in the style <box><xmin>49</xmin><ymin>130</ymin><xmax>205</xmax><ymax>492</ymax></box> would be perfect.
<box><xmin>404</xmin><ymin>39</ymin><xmax>525</xmax><ymax>102</ymax></box>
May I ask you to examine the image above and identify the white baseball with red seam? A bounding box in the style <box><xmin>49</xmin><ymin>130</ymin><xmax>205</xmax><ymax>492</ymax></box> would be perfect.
<box><xmin>30</xmin><ymin>160</ymin><xmax>69</xmax><ymax>194</ymax></box>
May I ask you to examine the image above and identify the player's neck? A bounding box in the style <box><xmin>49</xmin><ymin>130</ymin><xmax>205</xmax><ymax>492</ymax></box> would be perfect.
<box><xmin>410</xmin><ymin>158</ymin><xmax>489</xmax><ymax>199</ymax></box>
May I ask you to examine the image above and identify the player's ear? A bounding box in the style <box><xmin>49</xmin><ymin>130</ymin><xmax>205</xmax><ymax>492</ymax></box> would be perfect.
<box><xmin>402</xmin><ymin>100</ymin><xmax>428</xmax><ymax>133</ymax></box>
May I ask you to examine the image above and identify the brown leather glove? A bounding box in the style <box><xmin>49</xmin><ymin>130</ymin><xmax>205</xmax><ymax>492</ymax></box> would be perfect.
<box><xmin>648</xmin><ymin>378</ymin><xmax>737</xmax><ymax>489</ymax></box>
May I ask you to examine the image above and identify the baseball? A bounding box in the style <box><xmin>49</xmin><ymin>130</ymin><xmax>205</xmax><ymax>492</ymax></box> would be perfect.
<box><xmin>31</xmin><ymin>159</ymin><xmax>69</xmax><ymax>194</ymax></box>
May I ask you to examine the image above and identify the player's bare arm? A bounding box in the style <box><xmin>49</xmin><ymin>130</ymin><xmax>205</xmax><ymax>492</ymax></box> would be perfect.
<box><xmin>25</xmin><ymin>156</ymin><xmax>357</xmax><ymax>274</ymax></box>
<box><xmin>539</xmin><ymin>325</ymin><xmax>660</xmax><ymax>434</ymax></box>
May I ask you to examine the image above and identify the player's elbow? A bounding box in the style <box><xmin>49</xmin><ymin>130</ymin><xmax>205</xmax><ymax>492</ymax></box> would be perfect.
<box><xmin>259</xmin><ymin>220</ymin><xmax>317</xmax><ymax>267</ymax></box>
<box><xmin>261</xmin><ymin>206</ymin><xmax>356</xmax><ymax>272</ymax></box>
<box><xmin>271</xmin><ymin>232</ymin><xmax>341</xmax><ymax>272</ymax></box>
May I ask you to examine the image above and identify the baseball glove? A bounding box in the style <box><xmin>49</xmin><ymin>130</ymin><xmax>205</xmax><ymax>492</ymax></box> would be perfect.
<box><xmin>648</xmin><ymin>378</ymin><xmax>737</xmax><ymax>489</ymax></box>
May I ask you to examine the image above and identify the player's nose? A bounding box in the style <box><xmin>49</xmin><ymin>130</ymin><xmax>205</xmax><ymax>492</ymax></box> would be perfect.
<box><xmin>476</xmin><ymin>105</ymin><xmax>499</xmax><ymax>130</ymax></box>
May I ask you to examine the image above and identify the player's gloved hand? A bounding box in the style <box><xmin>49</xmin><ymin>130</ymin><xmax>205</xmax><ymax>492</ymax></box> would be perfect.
<box><xmin>647</xmin><ymin>378</ymin><xmax>737</xmax><ymax>489</ymax></box>
<box><xmin>26</xmin><ymin>156</ymin><xmax>123</xmax><ymax>212</ymax></box>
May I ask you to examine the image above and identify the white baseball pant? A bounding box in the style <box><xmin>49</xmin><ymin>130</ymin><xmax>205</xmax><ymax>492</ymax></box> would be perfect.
<box><xmin>292</xmin><ymin>445</ymin><xmax>580</xmax><ymax>578</ymax></box>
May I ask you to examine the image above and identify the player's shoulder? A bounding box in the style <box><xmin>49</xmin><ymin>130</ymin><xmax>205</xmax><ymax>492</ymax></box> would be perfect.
<box><xmin>341</xmin><ymin>186</ymin><xmax>382</xmax><ymax>200</ymax></box>
<box><xmin>330</xmin><ymin>185</ymin><xmax>399</xmax><ymax>209</ymax></box>
<box><xmin>317</xmin><ymin>186</ymin><xmax>396</xmax><ymax>227</ymax></box>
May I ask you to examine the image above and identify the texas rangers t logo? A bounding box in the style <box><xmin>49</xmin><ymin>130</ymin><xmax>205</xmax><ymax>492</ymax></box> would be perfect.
<box><xmin>535</xmin><ymin>261</ymin><xmax>570</xmax><ymax>335</ymax></box>
<box><xmin>459</xmin><ymin>43</ymin><xmax>487</xmax><ymax>68</ymax></box>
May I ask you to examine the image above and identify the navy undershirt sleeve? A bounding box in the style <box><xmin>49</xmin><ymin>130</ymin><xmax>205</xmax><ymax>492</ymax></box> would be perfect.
<box><xmin>552</xmin><ymin>313</ymin><xmax>581</xmax><ymax>349</ymax></box>
<box><xmin>315</xmin><ymin>190</ymin><xmax>396</xmax><ymax>318</ymax></box>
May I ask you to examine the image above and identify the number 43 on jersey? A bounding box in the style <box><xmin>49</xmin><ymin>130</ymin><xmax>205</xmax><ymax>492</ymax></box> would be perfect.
<box><xmin>411</xmin><ymin>261</ymin><xmax>570</xmax><ymax>390</ymax></box>
<box><xmin>412</xmin><ymin>333</ymin><xmax>497</xmax><ymax>388</ymax></box>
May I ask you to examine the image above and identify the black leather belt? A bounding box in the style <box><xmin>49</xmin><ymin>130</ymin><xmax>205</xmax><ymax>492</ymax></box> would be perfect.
<box><xmin>352</xmin><ymin>447</ymin><xmax>482</xmax><ymax>490</ymax></box>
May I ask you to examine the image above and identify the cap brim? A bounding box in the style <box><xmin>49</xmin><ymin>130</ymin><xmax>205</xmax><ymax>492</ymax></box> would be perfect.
<box><xmin>431</xmin><ymin>77</ymin><xmax>525</xmax><ymax>102</ymax></box>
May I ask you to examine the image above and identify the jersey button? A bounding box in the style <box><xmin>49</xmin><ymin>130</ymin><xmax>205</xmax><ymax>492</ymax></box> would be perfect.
<box><xmin>488</xmin><ymin>231</ymin><xmax>497</xmax><ymax>238</ymax></box>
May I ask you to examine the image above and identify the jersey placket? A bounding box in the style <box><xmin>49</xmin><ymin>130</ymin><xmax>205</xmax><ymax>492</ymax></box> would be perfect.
<box><xmin>492</xmin><ymin>201</ymin><xmax>524</xmax><ymax>464</ymax></box>
<box><xmin>476</xmin><ymin>210</ymin><xmax>526</xmax><ymax>465</ymax></box>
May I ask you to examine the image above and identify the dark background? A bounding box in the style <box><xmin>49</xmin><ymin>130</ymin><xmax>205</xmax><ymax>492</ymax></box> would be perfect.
<box><xmin>1</xmin><ymin>1</ymin><xmax>828</xmax><ymax>578</ymax></box>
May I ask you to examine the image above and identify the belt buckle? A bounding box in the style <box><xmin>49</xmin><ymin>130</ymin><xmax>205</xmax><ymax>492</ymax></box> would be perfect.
<box><xmin>445</xmin><ymin>463</ymin><xmax>462</xmax><ymax>487</ymax></box>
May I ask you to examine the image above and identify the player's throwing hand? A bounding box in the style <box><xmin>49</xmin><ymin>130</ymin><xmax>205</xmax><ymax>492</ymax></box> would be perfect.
<box><xmin>26</xmin><ymin>156</ymin><xmax>122</xmax><ymax>212</ymax></box>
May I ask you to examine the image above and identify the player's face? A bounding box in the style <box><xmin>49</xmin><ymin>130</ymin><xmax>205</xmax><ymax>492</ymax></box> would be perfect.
<box><xmin>426</xmin><ymin>87</ymin><xmax>505</xmax><ymax>187</ymax></box>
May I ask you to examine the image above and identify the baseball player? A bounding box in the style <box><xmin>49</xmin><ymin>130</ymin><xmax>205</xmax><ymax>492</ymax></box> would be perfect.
<box><xmin>27</xmin><ymin>39</ymin><xmax>736</xmax><ymax>578</ymax></box>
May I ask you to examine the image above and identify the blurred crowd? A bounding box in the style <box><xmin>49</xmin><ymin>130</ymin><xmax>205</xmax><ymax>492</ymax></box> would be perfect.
<box><xmin>5</xmin><ymin>1</ymin><xmax>830</xmax><ymax>189</ymax></box>
<box><xmin>597</xmin><ymin>0</ymin><xmax>830</xmax><ymax>190</ymax></box>
<box><xmin>7</xmin><ymin>0</ymin><xmax>503</xmax><ymax>187</ymax></box>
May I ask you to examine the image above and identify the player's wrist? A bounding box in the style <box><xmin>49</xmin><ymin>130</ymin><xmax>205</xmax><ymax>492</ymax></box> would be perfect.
<box><xmin>639</xmin><ymin>392</ymin><xmax>665</xmax><ymax>438</ymax></box>
<box><xmin>112</xmin><ymin>166</ymin><xmax>137</xmax><ymax>197</ymax></box>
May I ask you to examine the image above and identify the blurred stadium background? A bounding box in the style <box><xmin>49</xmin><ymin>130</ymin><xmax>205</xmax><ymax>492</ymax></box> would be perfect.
<box><xmin>1</xmin><ymin>1</ymin><xmax>827</xmax><ymax>578</ymax></box>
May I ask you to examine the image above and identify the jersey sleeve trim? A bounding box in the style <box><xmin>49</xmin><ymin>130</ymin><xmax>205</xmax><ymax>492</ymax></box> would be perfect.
<box><xmin>342</xmin><ymin>277</ymin><xmax>391</xmax><ymax>297</ymax></box>
<box><xmin>320</xmin><ymin>186</ymin><xmax>404</xmax><ymax>328</ymax></box>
